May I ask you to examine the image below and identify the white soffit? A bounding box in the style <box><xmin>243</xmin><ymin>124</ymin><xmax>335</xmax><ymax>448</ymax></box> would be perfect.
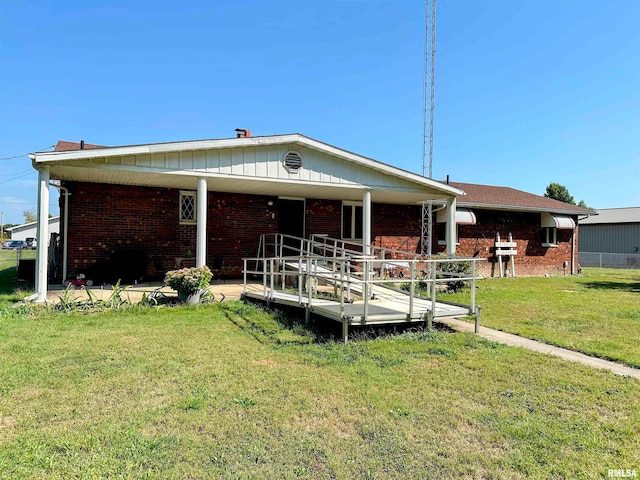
<box><xmin>541</xmin><ymin>213</ymin><xmax>575</xmax><ymax>229</ymax></box>
<box><xmin>436</xmin><ymin>208</ymin><xmax>477</xmax><ymax>224</ymax></box>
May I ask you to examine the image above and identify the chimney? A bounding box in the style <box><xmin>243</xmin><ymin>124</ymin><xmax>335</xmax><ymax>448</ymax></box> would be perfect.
<box><xmin>235</xmin><ymin>128</ymin><xmax>251</xmax><ymax>138</ymax></box>
<box><xmin>446</xmin><ymin>174</ymin><xmax>449</xmax><ymax>184</ymax></box>
<box><xmin>80</xmin><ymin>140</ymin><xmax>85</xmax><ymax>150</ymax></box>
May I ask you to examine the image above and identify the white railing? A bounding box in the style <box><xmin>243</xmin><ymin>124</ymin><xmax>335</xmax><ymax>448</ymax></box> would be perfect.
<box><xmin>243</xmin><ymin>234</ymin><xmax>484</xmax><ymax>332</ymax></box>
<box><xmin>579</xmin><ymin>252</ymin><xmax>640</xmax><ymax>269</ymax></box>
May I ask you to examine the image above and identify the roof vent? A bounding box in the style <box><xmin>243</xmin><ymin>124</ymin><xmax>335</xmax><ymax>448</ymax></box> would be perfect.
<box><xmin>283</xmin><ymin>151</ymin><xmax>303</xmax><ymax>173</ymax></box>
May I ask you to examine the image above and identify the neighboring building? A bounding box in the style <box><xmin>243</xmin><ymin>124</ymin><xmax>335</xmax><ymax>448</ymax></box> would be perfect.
<box><xmin>7</xmin><ymin>216</ymin><xmax>60</xmax><ymax>244</ymax></box>
<box><xmin>578</xmin><ymin>207</ymin><xmax>640</xmax><ymax>254</ymax></box>
<box><xmin>578</xmin><ymin>207</ymin><xmax>640</xmax><ymax>268</ymax></box>
<box><xmin>28</xmin><ymin>132</ymin><xmax>462</xmax><ymax>301</ymax></box>
<box><xmin>432</xmin><ymin>182</ymin><xmax>593</xmax><ymax>277</ymax></box>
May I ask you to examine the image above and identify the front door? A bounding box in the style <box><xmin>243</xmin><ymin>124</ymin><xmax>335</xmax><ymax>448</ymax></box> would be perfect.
<box><xmin>278</xmin><ymin>199</ymin><xmax>305</xmax><ymax>253</ymax></box>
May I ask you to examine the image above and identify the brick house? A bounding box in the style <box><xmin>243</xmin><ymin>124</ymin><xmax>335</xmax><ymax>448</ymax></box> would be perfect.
<box><xmin>28</xmin><ymin>132</ymin><xmax>463</xmax><ymax>301</ymax></box>
<box><xmin>433</xmin><ymin>181</ymin><xmax>593</xmax><ymax>277</ymax></box>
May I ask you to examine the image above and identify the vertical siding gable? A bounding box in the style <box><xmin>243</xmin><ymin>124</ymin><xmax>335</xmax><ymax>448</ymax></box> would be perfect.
<box><xmin>180</xmin><ymin>151</ymin><xmax>194</xmax><ymax>170</ymax></box>
<box><xmin>243</xmin><ymin>146</ymin><xmax>257</xmax><ymax>176</ymax></box>
<box><xmin>150</xmin><ymin>153</ymin><xmax>164</xmax><ymax>167</ymax></box>
<box><xmin>205</xmin><ymin>149</ymin><xmax>220</xmax><ymax>172</ymax></box>
<box><xmin>254</xmin><ymin>146</ymin><xmax>268</xmax><ymax>177</ymax></box>
<box><xmin>265</xmin><ymin>146</ymin><xmax>279</xmax><ymax>178</ymax></box>
<box><xmin>106</xmin><ymin>156</ymin><xmax>123</xmax><ymax>165</ymax></box>
<box><xmin>318</xmin><ymin>152</ymin><xmax>331</xmax><ymax>183</ymax></box>
<box><xmin>231</xmin><ymin>148</ymin><xmax>244</xmax><ymax>175</ymax></box>
<box><xmin>167</xmin><ymin>152</ymin><xmax>180</xmax><ymax>170</ymax></box>
<box><xmin>122</xmin><ymin>155</ymin><xmax>136</xmax><ymax>166</ymax></box>
<box><xmin>93</xmin><ymin>143</ymin><xmax>424</xmax><ymax>192</ymax></box>
<box><xmin>193</xmin><ymin>150</ymin><xmax>207</xmax><ymax>170</ymax></box>
<box><xmin>219</xmin><ymin>148</ymin><xmax>232</xmax><ymax>173</ymax></box>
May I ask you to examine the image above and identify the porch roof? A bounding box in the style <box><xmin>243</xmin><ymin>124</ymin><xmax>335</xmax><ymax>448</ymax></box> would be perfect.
<box><xmin>31</xmin><ymin>133</ymin><xmax>463</xmax><ymax>205</ymax></box>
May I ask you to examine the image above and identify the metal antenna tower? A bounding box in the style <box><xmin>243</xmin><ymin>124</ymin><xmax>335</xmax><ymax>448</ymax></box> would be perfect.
<box><xmin>421</xmin><ymin>0</ymin><xmax>436</xmax><ymax>256</ymax></box>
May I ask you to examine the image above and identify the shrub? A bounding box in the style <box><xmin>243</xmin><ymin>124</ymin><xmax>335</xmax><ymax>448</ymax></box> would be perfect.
<box><xmin>436</xmin><ymin>255</ymin><xmax>471</xmax><ymax>293</ymax></box>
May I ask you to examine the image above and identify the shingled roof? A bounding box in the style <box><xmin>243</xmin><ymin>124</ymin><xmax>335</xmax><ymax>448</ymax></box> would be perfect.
<box><xmin>451</xmin><ymin>181</ymin><xmax>594</xmax><ymax>216</ymax></box>
<box><xmin>54</xmin><ymin>140</ymin><xmax>105</xmax><ymax>152</ymax></box>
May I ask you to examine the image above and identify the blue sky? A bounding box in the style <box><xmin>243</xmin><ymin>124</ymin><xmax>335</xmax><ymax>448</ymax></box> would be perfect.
<box><xmin>1</xmin><ymin>0</ymin><xmax>639</xmax><ymax>225</ymax></box>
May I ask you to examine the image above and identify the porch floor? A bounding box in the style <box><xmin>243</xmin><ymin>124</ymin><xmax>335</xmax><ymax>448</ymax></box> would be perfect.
<box><xmin>45</xmin><ymin>279</ymin><xmax>252</xmax><ymax>304</ymax></box>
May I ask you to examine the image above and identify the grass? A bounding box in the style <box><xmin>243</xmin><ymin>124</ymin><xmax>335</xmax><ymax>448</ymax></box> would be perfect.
<box><xmin>0</xmin><ymin>301</ymin><xmax>639</xmax><ymax>478</ymax></box>
<box><xmin>0</xmin><ymin>249</ymin><xmax>35</xmax><ymax>307</ymax></box>
<box><xmin>441</xmin><ymin>268</ymin><xmax>640</xmax><ymax>368</ymax></box>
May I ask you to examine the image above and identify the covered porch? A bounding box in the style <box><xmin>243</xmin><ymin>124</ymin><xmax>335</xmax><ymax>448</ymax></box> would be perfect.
<box><xmin>29</xmin><ymin>133</ymin><xmax>464</xmax><ymax>302</ymax></box>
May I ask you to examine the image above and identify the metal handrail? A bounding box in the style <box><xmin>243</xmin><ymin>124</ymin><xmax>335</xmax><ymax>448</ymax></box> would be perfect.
<box><xmin>243</xmin><ymin>234</ymin><xmax>486</xmax><ymax>339</ymax></box>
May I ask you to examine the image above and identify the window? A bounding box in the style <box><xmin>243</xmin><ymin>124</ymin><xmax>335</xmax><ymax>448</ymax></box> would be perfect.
<box><xmin>180</xmin><ymin>191</ymin><xmax>196</xmax><ymax>224</ymax></box>
<box><xmin>342</xmin><ymin>203</ymin><xmax>363</xmax><ymax>240</ymax></box>
<box><xmin>541</xmin><ymin>227</ymin><xmax>557</xmax><ymax>247</ymax></box>
<box><xmin>437</xmin><ymin>222</ymin><xmax>459</xmax><ymax>245</ymax></box>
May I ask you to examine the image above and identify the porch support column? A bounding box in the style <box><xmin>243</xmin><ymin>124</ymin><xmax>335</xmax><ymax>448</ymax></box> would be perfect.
<box><xmin>446</xmin><ymin>196</ymin><xmax>457</xmax><ymax>255</ymax></box>
<box><xmin>362</xmin><ymin>190</ymin><xmax>372</xmax><ymax>255</ymax></box>
<box><xmin>196</xmin><ymin>177</ymin><xmax>207</xmax><ymax>267</ymax></box>
<box><xmin>35</xmin><ymin>166</ymin><xmax>50</xmax><ymax>302</ymax></box>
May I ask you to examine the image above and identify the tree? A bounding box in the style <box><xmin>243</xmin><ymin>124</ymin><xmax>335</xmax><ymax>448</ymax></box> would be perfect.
<box><xmin>1</xmin><ymin>223</ymin><xmax>17</xmax><ymax>239</ymax></box>
<box><xmin>544</xmin><ymin>183</ymin><xmax>575</xmax><ymax>205</ymax></box>
<box><xmin>23</xmin><ymin>210</ymin><xmax>36</xmax><ymax>223</ymax></box>
<box><xmin>577</xmin><ymin>199</ymin><xmax>590</xmax><ymax>209</ymax></box>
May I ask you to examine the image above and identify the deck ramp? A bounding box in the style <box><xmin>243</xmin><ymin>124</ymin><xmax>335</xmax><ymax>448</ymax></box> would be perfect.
<box><xmin>243</xmin><ymin>234</ymin><xmax>483</xmax><ymax>341</ymax></box>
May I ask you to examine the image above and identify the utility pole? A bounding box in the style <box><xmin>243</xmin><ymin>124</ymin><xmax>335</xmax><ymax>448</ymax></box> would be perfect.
<box><xmin>420</xmin><ymin>0</ymin><xmax>436</xmax><ymax>256</ymax></box>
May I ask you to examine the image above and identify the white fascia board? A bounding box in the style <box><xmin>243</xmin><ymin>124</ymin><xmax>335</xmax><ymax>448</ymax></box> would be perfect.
<box><xmin>32</xmin><ymin>134</ymin><xmax>302</xmax><ymax>163</ymax></box>
<box><xmin>32</xmin><ymin>133</ymin><xmax>463</xmax><ymax>198</ymax></box>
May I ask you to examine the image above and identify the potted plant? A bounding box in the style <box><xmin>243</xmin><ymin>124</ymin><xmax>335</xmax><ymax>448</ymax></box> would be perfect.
<box><xmin>164</xmin><ymin>265</ymin><xmax>212</xmax><ymax>305</ymax></box>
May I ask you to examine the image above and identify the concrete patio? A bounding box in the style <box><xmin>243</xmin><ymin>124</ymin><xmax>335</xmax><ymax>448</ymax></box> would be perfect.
<box><xmin>45</xmin><ymin>279</ymin><xmax>252</xmax><ymax>304</ymax></box>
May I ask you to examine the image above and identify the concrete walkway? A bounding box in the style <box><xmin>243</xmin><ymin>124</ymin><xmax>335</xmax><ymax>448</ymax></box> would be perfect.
<box><xmin>439</xmin><ymin>318</ymin><xmax>640</xmax><ymax>379</ymax></box>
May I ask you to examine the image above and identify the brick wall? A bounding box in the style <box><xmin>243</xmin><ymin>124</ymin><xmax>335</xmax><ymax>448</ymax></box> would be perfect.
<box><xmin>372</xmin><ymin>204</ymin><xmax>422</xmax><ymax>254</ymax></box>
<box><xmin>61</xmin><ymin>182</ymin><xmax>279</xmax><ymax>282</ymax></box>
<box><xmin>59</xmin><ymin>182</ymin><xmax>578</xmax><ymax>282</ymax></box>
<box><xmin>435</xmin><ymin>209</ymin><xmax>578</xmax><ymax>277</ymax></box>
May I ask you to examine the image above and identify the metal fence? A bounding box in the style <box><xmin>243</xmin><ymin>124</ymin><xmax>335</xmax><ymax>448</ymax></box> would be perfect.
<box><xmin>0</xmin><ymin>248</ymin><xmax>23</xmax><ymax>270</ymax></box>
<box><xmin>579</xmin><ymin>252</ymin><xmax>640</xmax><ymax>269</ymax></box>
<box><xmin>0</xmin><ymin>248</ymin><xmax>37</xmax><ymax>280</ymax></box>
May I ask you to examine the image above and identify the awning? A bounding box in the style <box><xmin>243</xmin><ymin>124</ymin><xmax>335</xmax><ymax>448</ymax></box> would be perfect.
<box><xmin>437</xmin><ymin>207</ymin><xmax>477</xmax><ymax>225</ymax></box>
<box><xmin>541</xmin><ymin>213</ymin><xmax>575</xmax><ymax>229</ymax></box>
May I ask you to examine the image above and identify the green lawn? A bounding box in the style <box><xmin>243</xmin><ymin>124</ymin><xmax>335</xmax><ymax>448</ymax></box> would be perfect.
<box><xmin>441</xmin><ymin>268</ymin><xmax>640</xmax><ymax>368</ymax></box>
<box><xmin>0</xmin><ymin>249</ymin><xmax>35</xmax><ymax>307</ymax></box>
<box><xmin>0</xmin><ymin>301</ymin><xmax>639</xmax><ymax>478</ymax></box>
